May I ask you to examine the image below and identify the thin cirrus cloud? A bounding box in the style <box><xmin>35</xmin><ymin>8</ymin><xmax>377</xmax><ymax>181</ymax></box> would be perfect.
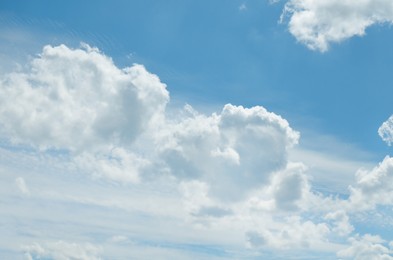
<box><xmin>1</xmin><ymin>44</ymin><xmax>393</xmax><ymax>258</ymax></box>
<box><xmin>280</xmin><ymin>0</ymin><xmax>393</xmax><ymax>51</ymax></box>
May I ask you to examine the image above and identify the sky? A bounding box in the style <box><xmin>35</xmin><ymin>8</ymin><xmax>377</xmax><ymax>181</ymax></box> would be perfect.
<box><xmin>1</xmin><ymin>0</ymin><xmax>393</xmax><ymax>259</ymax></box>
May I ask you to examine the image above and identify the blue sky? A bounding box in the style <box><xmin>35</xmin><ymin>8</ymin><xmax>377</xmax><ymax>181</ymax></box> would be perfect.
<box><xmin>1</xmin><ymin>0</ymin><xmax>393</xmax><ymax>259</ymax></box>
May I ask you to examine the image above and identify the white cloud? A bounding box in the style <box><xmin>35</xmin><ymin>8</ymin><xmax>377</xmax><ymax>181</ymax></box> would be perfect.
<box><xmin>23</xmin><ymin>241</ymin><xmax>101</xmax><ymax>260</ymax></box>
<box><xmin>379</xmin><ymin>115</ymin><xmax>393</xmax><ymax>146</ymax></box>
<box><xmin>2</xmin><ymin>43</ymin><xmax>393</xmax><ymax>259</ymax></box>
<box><xmin>270</xmin><ymin>162</ymin><xmax>309</xmax><ymax>211</ymax></box>
<box><xmin>349</xmin><ymin>156</ymin><xmax>393</xmax><ymax>210</ymax></box>
<box><xmin>245</xmin><ymin>216</ymin><xmax>331</xmax><ymax>250</ymax></box>
<box><xmin>0</xmin><ymin>44</ymin><xmax>168</xmax><ymax>152</ymax></box>
<box><xmin>239</xmin><ymin>3</ymin><xmax>247</xmax><ymax>11</ymax></box>
<box><xmin>325</xmin><ymin>210</ymin><xmax>354</xmax><ymax>237</ymax></box>
<box><xmin>15</xmin><ymin>177</ymin><xmax>30</xmax><ymax>195</ymax></box>
<box><xmin>0</xmin><ymin>44</ymin><xmax>300</xmax><ymax>196</ymax></box>
<box><xmin>160</xmin><ymin>104</ymin><xmax>299</xmax><ymax>201</ymax></box>
<box><xmin>73</xmin><ymin>148</ymin><xmax>149</xmax><ymax>184</ymax></box>
<box><xmin>0</xmin><ymin>44</ymin><xmax>314</xmax><ymax>258</ymax></box>
<box><xmin>337</xmin><ymin>234</ymin><xmax>393</xmax><ymax>260</ymax></box>
<box><xmin>281</xmin><ymin>0</ymin><xmax>393</xmax><ymax>51</ymax></box>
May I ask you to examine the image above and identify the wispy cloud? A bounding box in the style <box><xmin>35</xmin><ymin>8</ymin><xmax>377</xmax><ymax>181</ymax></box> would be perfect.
<box><xmin>239</xmin><ymin>3</ymin><xmax>247</xmax><ymax>11</ymax></box>
<box><xmin>15</xmin><ymin>177</ymin><xmax>30</xmax><ymax>196</ymax></box>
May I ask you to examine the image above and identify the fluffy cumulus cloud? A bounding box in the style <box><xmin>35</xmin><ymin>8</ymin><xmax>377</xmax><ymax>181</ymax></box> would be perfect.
<box><xmin>281</xmin><ymin>0</ymin><xmax>393</xmax><ymax>51</ymax></box>
<box><xmin>159</xmin><ymin>104</ymin><xmax>299</xmax><ymax>200</ymax></box>
<box><xmin>379</xmin><ymin>115</ymin><xmax>393</xmax><ymax>146</ymax></box>
<box><xmin>3</xmin><ymin>44</ymin><xmax>393</xmax><ymax>259</ymax></box>
<box><xmin>349</xmin><ymin>156</ymin><xmax>393</xmax><ymax>210</ymax></box>
<box><xmin>0</xmin><ymin>43</ymin><xmax>301</xmax><ymax>199</ymax></box>
<box><xmin>0</xmin><ymin>44</ymin><xmax>168</xmax><ymax>151</ymax></box>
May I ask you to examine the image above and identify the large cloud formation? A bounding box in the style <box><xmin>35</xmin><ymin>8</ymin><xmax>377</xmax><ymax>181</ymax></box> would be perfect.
<box><xmin>0</xmin><ymin>44</ymin><xmax>300</xmax><ymax>201</ymax></box>
<box><xmin>0</xmin><ymin>44</ymin><xmax>169</xmax><ymax>151</ymax></box>
<box><xmin>281</xmin><ymin>0</ymin><xmax>393</xmax><ymax>51</ymax></box>
<box><xmin>2</xmin><ymin>44</ymin><xmax>393</xmax><ymax>259</ymax></box>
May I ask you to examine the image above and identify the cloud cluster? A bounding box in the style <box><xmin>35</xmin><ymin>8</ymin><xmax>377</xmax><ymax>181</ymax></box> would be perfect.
<box><xmin>2</xmin><ymin>44</ymin><xmax>393</xmax><ymax>259</ymax></box>
<box><xmin>281</xmin><ymin>0</ymin><xmax>393</xmax><ymax>51</ymax></box>
<box><xmin>0</xmin><ymin>44</ymin><xmax>300</xmax><ymax>202</ymax></box>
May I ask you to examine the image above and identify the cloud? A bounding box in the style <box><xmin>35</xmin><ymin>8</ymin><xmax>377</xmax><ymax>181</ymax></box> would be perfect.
<box><xmin>245</xmin><ymin>216</ymin><xmax>331</xmax><ymax>250</ymax></box>
<box><xmin>2</xmin><ymin>43</ymin><xmax>393</xmax><ymax>259</ymax></box>
<box><xmin>281</xmin><ymin>0</ymin><xmax>393</xmax><ymax>51</ymax></box>
<box><xmin>349</xmin><ymin>156</ymin><xmax>393</xmax><ymax>210</ymax></box>
<box><xmin>379</xmin><ymin>115</ymin><xmax>393</xmax><ymax>146</ymax></box>
<box><xmin>160</xmin><ymin>104</ymin><xmax>299</xmax><ymax>201</ymax></box>
<box><xmin>0</xmin><ymin>44</ymin><xmax>299</xmax><ymax>197</ymax></box>
<box><xmin>239</xmin><ymin>3</ymin><xmax>247</xmax><ymax>11</ymax></box>
<box><xmin>15</xmin><ymin>177</ymin><xmax>30</xmax><ymax>195</ymax></box>
<box><xmin>0</xmin><ymin>44</ymin><xmax>168</xmax><ymax>152</ymax></box>
<box><xmin>324</xmin><ymin>210</ymin><xmax>354</xmax><ymax>237</ymax></box>
<box><xmin>270</xmin><ymin>162</ymin><xmax>309</xmax><ymax>211</ymax></box>
<box><xmin>23</xmin><ymin>241</ymin><xmax>101</xmax><ymax>260</ymax></box>
<box><xmin>337</xmin><ymin>234</ymin><xmax>393</xmax><ymax>260</ymax></box>
<box><xmin>73</xmin><ymin>148</ymin><xmax>149</xmax><ymax>184</ymax></box>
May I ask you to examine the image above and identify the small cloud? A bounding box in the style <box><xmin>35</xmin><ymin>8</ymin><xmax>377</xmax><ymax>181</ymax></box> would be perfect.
<box><xmin>239</xmin><ymin>3</ymin><xmax>247</xmax><ymax>11</ymax></box>
<box><xmin>281</xmin><ymin>0</ymin><xmax>393</xmax><ymax>52</ymax></box>
<box><xmin>379</xmin><ymin>115</ymin><xmax>393</xmax><ymax>146</ymax></box>
<box><xmin>15</xmin><ymin>177</ymin><xmax>30</xmax><ymax>195</ymax></box>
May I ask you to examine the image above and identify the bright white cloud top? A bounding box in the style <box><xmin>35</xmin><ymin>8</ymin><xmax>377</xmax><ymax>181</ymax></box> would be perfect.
<box><xmin>281</xmin><ymin>0</ymin><xmax>393</xmax><ymax>51</ymax></box>
<box><xmin>0</xmin><ymin>44</ymin><xmax>392</xmax><ymax>259</ymax></box>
